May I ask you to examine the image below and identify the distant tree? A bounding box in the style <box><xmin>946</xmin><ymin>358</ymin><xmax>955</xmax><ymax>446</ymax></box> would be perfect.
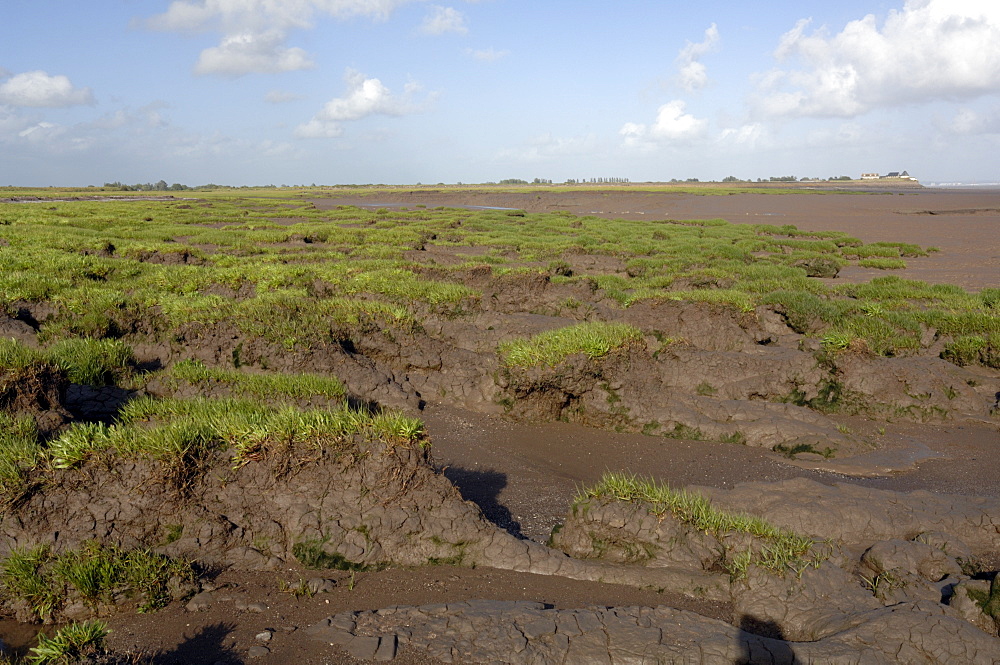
<box><xmin>722</xmin><ymin>175</ymin><xmax>741</xmax><ymax>182</ymax></box>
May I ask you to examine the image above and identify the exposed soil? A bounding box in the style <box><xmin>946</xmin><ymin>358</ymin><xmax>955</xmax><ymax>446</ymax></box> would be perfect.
<box><xmin>2</xmin><ymin>186</ymin><xmax>999</xmax><ymax>664</ymax></box>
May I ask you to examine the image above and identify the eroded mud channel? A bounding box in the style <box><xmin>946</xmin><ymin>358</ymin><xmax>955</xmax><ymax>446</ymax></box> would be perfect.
<box><xmin>0</xmin><ymin>188</ymin><xmax>998</xmax><ymax>664</ymax></box>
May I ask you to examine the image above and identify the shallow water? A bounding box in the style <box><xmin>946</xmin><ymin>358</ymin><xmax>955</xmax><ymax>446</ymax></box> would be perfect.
<box><xmin>0</xmin><ymin>619</ymin><xmax>42</xmax><ymax>657</ymax></box>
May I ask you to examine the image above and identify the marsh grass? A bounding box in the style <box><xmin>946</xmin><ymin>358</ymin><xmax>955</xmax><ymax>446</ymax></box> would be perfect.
<box><xmin>0</xmin><ymin>413</ymin><xmax>41</xmax><ymax>503</ymax></box>
<box><xmin>0</xmin><ymin>337</ymin><xmax>134</xmax><ymax>387</ymax></box>
<box><xmin>499</xmin><ymin>322</ymin><xmax>644</xmax><ymax>368</ymax></box>
<box><xmin>28</xmin><ymin>620</ymin><xmax>109</xmax><ymax>665</ymax></box>
<box><xmin>575</xmin><ymin>472</ymin><xmax>821</xmax><ymax>578</ymax></box>
<box><xmin>163</xmin><ymin>359</ymin><xmax>347</xmax><ymax>401</ymax></box>
<box><xmin>1</xmin><ymin>192</ymin><xmax>996</xmax><ymax>368</ymax></box>
<box><xmin>62</xmin><ymin>396</ymin><xmax>425</xmax><ymax>473</ymax></box>
<box><xmin>0</xmin><ymin>542</ymin><xmax>194</xmax><ymax>622</ymax></box>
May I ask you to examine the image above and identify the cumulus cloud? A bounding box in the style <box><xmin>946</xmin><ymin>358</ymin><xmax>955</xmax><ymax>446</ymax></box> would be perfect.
<box><xmin>676</xmin><ymin>23</ymin><xmax>719</xmax><ymax>92</ymax></box>
<box><xmin>467</xmin><ymin>47</ymin><xmax>509</xmax><ymax>62</ymax></box>
<box><xmin>194</xmin><ymin>31</ymin><xmax>314</xmax><ymax>76</ymax></box>
<box><xmin>0</xmin><ymin>70</ymin><xmax>94</xmax><ymax>107</ymax></box>
<box><xmin>756</xmin><ymin>0</ymin><xmax>1000</xmax><ymax>117</ymax></box>
<box><xmin>145</xmin><ymin>0</ymin><xmax>415</xmax><ymax>75</ymax></box>
<box><xmin>420</xmin><ymin>6</ymin><xmax>468</xmax><ymax>35</ymax></box>
<box><xmin>146</xmin><ymin>0</ymin><xmax>410</xmax><ymax>32</ymax></box>
<box><xmin>295</xmin><ymin>68</ymin><xmax>424</xmax><ymax>138</ymax></box>
<box><xmin>621</xmin><ymin>100</ymin><xmax>708</xmax><ymax>149</ymax></box>
<box><xmin>717</xmin><ymin>122</ymin><xmax>766</xmax><ymax>149</ymax></box>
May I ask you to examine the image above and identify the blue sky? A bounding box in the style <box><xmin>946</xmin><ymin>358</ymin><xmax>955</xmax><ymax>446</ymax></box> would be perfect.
<box><xmin>2</xmin><ymin>0</ymin><xmax>999</xmax><ymax>186</ymax></box>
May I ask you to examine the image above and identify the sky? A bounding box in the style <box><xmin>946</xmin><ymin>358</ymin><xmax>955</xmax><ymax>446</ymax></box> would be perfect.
<box><xmin>2</xmin><ymin>0</ymin><xmax>999</xmax><ymax>186</ymax></box>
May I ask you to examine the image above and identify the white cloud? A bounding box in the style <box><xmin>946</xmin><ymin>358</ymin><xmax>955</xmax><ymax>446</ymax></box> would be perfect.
<box><xmin>717</xmin><ymin>122</ymin><xmax>766</xmax><ymax>149</ymax></box>
<box><xmin>145</xmin><ymin>0</ymin><xmax>415</xmax><ymax>75</ymax></box>
<box><xmin>621</xmin><ymin>100</ymin><xmax>708</xmax><ymax>149</ymax></box>
<box><xmin>676</xmin><ymin>23</ymin><xmax>719</xmax><ymax>92</ymax></box>
<box><xmin>420</xmin><ymin>5</ymin><xmax>468</xmax><ymax>35</ymax></box>
<box><xmin>295</xmin><ymin>68</ymin><xmax>423</xmax><ymax>138</ymax></box>
<box><xmin>146</xmin><ymin>0</ymin><xmax>410</xmax><ymax>32</ymax></box>
<box><xmin>757</xmin><ymin>0</ymin><xmax>1000</xmax><ymax>117</ymax></box>
<box><xmin>467</xmin><ymin>47</ymin><xmax>509</xmax><ymax>62</ymax></box>
<box><xmin>194</xmin><ymin>31</ymin><xmax>314</xmax><ymax>76</ymax></box>
<box><xmin>0</xmin><ymin>71</ymin><xmax>94</xmax><ymax>107</ymax></box>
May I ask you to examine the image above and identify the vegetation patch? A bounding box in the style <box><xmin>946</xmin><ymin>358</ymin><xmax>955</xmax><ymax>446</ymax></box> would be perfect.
<box><xmin>27</xmin><ymin>620</ymin><xmax>109</xmax><ymax>665</ymax></box>
<box><xmin>292</xmin><ymin>539</ymin><xmax>370</xmax><ymax>572</ymax></box>
<box><xmin>0</xmin><ymin>193</ymin><xmax>996</xmax><ymax>367</ymax></box>
<box><xmin>1</xmin><ymin>396</ymin><xmax>425</xmax><ymax>503</ymax></box>
<box><xmin>499</xmin><ymin>322</ymin><xmax>644</xmax><ymax>368</ymax></box>
<box><xmin>160</xmin><ymin>359</ymin><xmax>347</xmax><ymax>401</ymax></box>
<box><xmin>574</xmin><ymin>472</ymin><xmax>823</xmax><ymax>579</ymax></box>
<box><xmin>0</xmin><ymin>542</ymin><xmax>194</xmax><ymax>622</ymax></box>
<box><xmin>0</xmin><ymin>338</ymin><xmax>133</xmax><ymax>387</ymax></box>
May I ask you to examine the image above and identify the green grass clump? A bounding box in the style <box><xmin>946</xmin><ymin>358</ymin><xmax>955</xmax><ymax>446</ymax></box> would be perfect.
<box><xmin>0</xmin><ymin>338</ymin><xmax>43</xmax><ymax>370</ymax></box>
<box><xmin>499</xmin><ymin>322</ymin><xmax>644</xmax><ymax>368</ymax></box>
<box><xmin>28</xmin><ymin>620</ymin><xmax>109</xmax><ymax>665</ymax></box>
<box><xmin>941</xmin><ymin>334</ymin><xmax>1000</xmax><ymax>369</ymax></box>
<box><xmin>0</xmin><ymin>542</ymin><xmax>194</xmax><ymax>621</ymax></box>
<box><xmin>164</xmin><ymin>359</ymin><xmax>347</xmax><ymax>401</ymax></box>
<box><xmin>45</xmin><ymin>338</ymin><xmax>134</xmax><ymax>386</ymax></box>
<box><xmin>0</xmin><ymin>413</ymin><xmax>42</xmax><ymax>505</ymax></box>
<box><xmin>858</xmin><ymin>257</ymin><xmax>906</xmax><ymax>270</ymax></box>
<box><xmin>54</xmin><ymin>396</ymin><xmax>425</xmax><ymax>474</ymax></box>
<box><xmin>0</xmin><ymin>337</ymin><xmax>133</xmax><ymax>386</ymax></box>
<box><xmin>574</xmin><ymin>472</ymin><xmax>821</xmax><ymax>579</ymax></box>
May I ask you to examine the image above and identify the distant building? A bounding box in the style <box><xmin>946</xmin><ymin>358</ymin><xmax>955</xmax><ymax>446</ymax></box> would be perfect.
<box><xmin>868</xmin><ymin>170</ymin><xmax>917</xmax><ymax>181</ymax></box>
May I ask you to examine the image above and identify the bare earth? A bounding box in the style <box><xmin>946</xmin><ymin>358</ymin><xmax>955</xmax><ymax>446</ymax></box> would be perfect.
<box><xmin>8</xmin><ymin>186</ymin><xmax>999</xmax><ymax>664</ymax></box>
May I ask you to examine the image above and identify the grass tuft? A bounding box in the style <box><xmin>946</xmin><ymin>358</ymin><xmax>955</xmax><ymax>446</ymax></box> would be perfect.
<box><xmin>575</xmin><ymin>472</ymin><xmax>822</xmax><ymax>579</ymax></box>
<box><xmin>499</xmin><ymin>322</ymin><xmax>644</xmax><ymax>367</ymax></box>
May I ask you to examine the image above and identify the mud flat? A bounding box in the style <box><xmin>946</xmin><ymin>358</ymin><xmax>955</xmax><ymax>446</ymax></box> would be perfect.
<box><xmin>0</xmin><ymin>186</ymin><xmax>997</xmax><ymax>664</ymax></box>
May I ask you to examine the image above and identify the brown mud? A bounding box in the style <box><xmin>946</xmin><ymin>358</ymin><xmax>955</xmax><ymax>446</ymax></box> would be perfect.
<box><xmin>2</xmin><ymin>186</ymin><xmax>999</xmax><ymax>664</ymax></box>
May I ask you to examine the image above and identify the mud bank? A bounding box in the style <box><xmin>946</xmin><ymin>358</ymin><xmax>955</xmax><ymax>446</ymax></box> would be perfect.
<box><xmin>1</xmin><ymin>187</ymin><xmax>998</xmax><ymax>664</ymax></box>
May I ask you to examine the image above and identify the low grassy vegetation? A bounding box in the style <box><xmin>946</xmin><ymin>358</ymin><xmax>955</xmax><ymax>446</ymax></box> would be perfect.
<box><xmin>25</xmin><ymin>620</ymin><xmax>109</xmax><ymax>665</ymax></box>
<box><xmin>45</xmin><ymin>396</ymin><xmax>424</xmax><ymax>480</ymax></box>
<box><xmin>160</xmin><ymin>358</ymin><xmax>347</xmax><ymax>401</ymax></box>
<box><xmin>499</xmin><ymin>322</ymin><xmax>645</xmax><ymax>368</ymax></box>
<box><xmin>574</xmin><ymin>472</ymin><xmax>823</xmax><ymax>579</ymax></box>
<box><xmin>0</xmin><ymin>542</ymin><xmax>194</xmax><ymax>622</ymax></box>
<box><xmin>0</xmin><ymin>188</ymin><xmax>995</xmax><ymax>367</ymax></box>
<box><xmin>0</xmin><ymin>337</ymin><xmax>133</xmax><ymax>386</ymax></box>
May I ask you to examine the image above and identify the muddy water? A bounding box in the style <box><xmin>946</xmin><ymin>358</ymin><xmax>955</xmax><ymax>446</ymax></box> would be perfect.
<box><xmin>424</xmin><ymin>405</ymin><xmax>1000</xmax><ymax>542</ymax></box>
<box><xmin>0</xmin><ymin>620</ymin><xmax>42</xmax><ymax>658</ymax></box>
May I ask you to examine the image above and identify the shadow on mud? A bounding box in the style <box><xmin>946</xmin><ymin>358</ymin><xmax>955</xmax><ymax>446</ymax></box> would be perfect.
<box><xmin>138</xmin><ymin>622</ymin><xmax>240</xmax><ymax>664</ymax></box>
<box><xmin>443</xmin><ymin>466</ymin><xmax>523</xmax><ymax>538</ymax></box>
<box><xmin>737</xmin><ymin>614</ymin><xmax>795</xmax><ymax>664</ymax></box>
